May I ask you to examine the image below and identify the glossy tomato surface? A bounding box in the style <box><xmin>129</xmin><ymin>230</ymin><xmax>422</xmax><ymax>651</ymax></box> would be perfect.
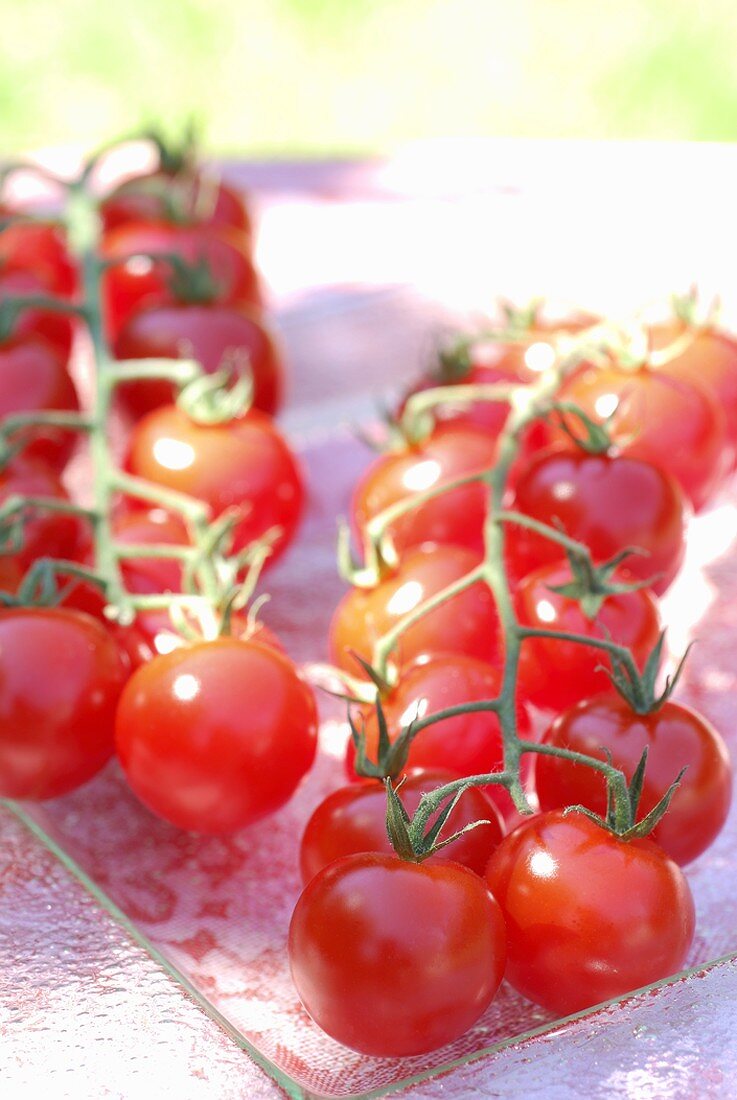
<box><xmin>485</xmin><ymin>810</ymin><xmax>695</xmax><ymax>1015</ymax></box>
<box><xmin>515</xmin><ymin>561</ymin><xmax>662</xmax><ymax>711</ymax></box>
<box><xmin>299</xmin><ymin>767</ymin><xmax>505</xmax><ymax>884</ymax></box>
<box><xmin>329</xmin><ymin>544</ymin><xmax>498</xmax><ymax>673</ymax></box>
<box><xmin>506</xmin><ymin>448</ymin><xmax>688</xmax><ymax>593</ymax></box>
<box><xmin>0</xmin><ymin>608</ymin><xmax>127</xmax><ymax>799</ymax></box>
<box><xmin>289</xmin><ymin>853</ymin><xmax>506</xmax><ymax>1056</ymax></box>
<box><xmin>352</xmin><ymin>424</ymin><xmax>498</xmax><ymax>557</ymax></box>
<box><xmin>124</xmin><ymin>405</ymin><xmax>304</xmax><ymax>562</ymax></box>
<box><xmin>115</xmin><ymin>638</ymin><xmax>317</xmax><ymax>833</ymax></box>
<box><xmin>0</xmin><ymin>335</ymin><xmax>80</xmax><ymax>470</ymax></box>
<box><xmin>113</xmin><ymin>303</ymin><xmax>282</xmax><ymax>418</ymax></box>
<box><xmin>534</xmin><ymin>695</ymin><xmax>732</xmax><ymax>865</ymax></box>
<box><xmin>101</xmin><ymin>170</ymin><xmax>251</xmax><ymax>235</ymax></box>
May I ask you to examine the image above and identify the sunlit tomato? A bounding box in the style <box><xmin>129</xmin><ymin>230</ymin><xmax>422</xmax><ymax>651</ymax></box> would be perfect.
<box><xmin>515</xmin><ymin>561</ymin><xmax>661</xmax><ymax>711</ymax></box>
<box><xmin>485</xmin><ymin>810</ymin><xmax>695</xmax><ymax>1015</ymax></box>
<box><xmin>534</xmin><ymin>695</ymin><xmax>732</xmax><ymax>865</ymax></box>
<box><xmin>115</xmin><ymin>637</ymin><xmax>318</xmax><ymax>833</ymax></box>
<box><xmin>0</xmin><ymin>456</ymin><xmax>89</xmax><ymax>570</ymax></box>
<box><xmin>347</xmin><ymin>655</ymin><xmax>531</xmax><ymax>820</ymax></box>
<box><xmin>329</xmin><ymin>544</ymin><xmax>499</xmax><ymax>673</ymax></box>
<box><xmin>651</xmin><ymin>322</ymin><xmax>737</xmax><ymax>472</ymax></box>
<box><xmin>111</xmin><ymin>506</ymin><xmax>190</xmax><ymax>595</ymax></box>
<box><xmin>352</xmin><ymin>424</ymin><xmax>498</xmax><ymax>558</ymax></box>
<box><xmin>101</xmin><ymin>221</ymin><xmax>262</xmax><ymax>340</ymax></box>
<box><xmin>123</xmin><ymin>608</ymin><xmax>283</xmax><ymax>668</ymax></box>
<box><xmin>124</xmin><ymin>405</ymin><xmax>304</xmax><ymax>563</ymax></box>
<box><xmin>506</xmin><ymin>449</ymin><xmax>688</xmax><ymax>594</ymax></box>
<box><xmin>289</xmin><ymin>853</ymin><xmax>506</xmax><ymax>1056</ymax></box>
<box><xmin>553</xmin><ymin>363</ymin><xmax>727</xmax><ymax>510</ymax></box>
<box><xmin>0</xmin><ymin>608</ymin><xmax>128</xmax><ymax>799</ymax></box>
<box><xmin>101</xmin><ymin>170</ymin><xmax>251</xmax><ymax>235</ymax></box>
<box><xmin>113</xmin><ymin>303</ymin><xmax>283</xmax><ymax>418</ymax></box>
<box><xmin>0</xmin><ymin>269</ymin><xmax>75</xmax><ymax>361</ymax></box>
<box><xmin>463</xmin><ymin>312</ymin><xmax>598</xmax><ymax>384</ymax></box>
<box><xmin>300</xmin><ymin>768</ymin><xmax>505</xmax><ymax>884</ymax></box>
<box><xmin>0</xmin><ymin>335</ymin><xmax>80</xmax><ymax>470</ymax></box>
<box><xmin>0</xmin><ymin>220</ymin><xmax>77</xmax><ymax>296</ymax></box>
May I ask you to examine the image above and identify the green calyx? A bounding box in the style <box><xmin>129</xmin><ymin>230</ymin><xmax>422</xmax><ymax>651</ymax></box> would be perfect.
<box><xmin>548</xmin><ymin>546</ymin><xmax>652</xmax><ymax>620</ymax></box>
<box><xmin>177</xmin><ymin>366</ymin><xmax>253</xmax><ymax>425</ymax></box>
<box><xmin>604</xmin><ymin>631</ymin><xmax>693</xmax><ymax>715</ymax></box>
<box><xmin>167</xmin><ymin>255</ymin><xmax>221</xmax><ymax>304</ymax></box>
<box><xmin>384</xmin><ymin>777</ymin><xmax>492</xmax><ymax>863</ymax></box>
<box><xmin>348</xmin><ymin>682</ymin><xmax>409</xmax><ymax>779</ymax></box>
<box><xmin>548</xmin><ymin>399</ymin><xmax>614</xmax><ymax>454</ymax></box>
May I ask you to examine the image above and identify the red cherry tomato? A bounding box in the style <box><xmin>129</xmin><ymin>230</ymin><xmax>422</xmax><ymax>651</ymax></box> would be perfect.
<box><xmin>101</xmin><ymin>222</ymin><xmax>262</xmax><ymax>340</ymax></box>
<box><xmin>123</xmin><ymin>608</ymin><xmax>282</xmax><ymax>668</ymax></box>
<box><xmin>553</xmin><ymin>362</ymin><xmax>727</xmax><ymax>510</ymax></box>
<box><xmin>534</xmin><ymin>695</ymin><xmax>732</xmax><ymax>865</ymax></box>
<box><xmin>329</xmin><ymin>544</ymin><xmax>499</xmax><ymax>673</ymax></box>
<box><xmin>289</xmin><ymin>853</ymin><xmax>506</xmax><ymax>1056</ymax></box>
<box><xmin>0</xmin><ymin>335</ymin><xmax>80</xmax><ymax>470</ymax></box>
<box><xmin>485</xmin><ymin>810</ymin><xmax>695</xmax><ymax>1015</ymax></box>
<box><xmin>506</xmin><ymin>448</ymin><xmax>688</xmax><ymax>594</ymax></box>
<box><xmin>0</xmin><ymin>456</ymin><xmax>89</xmax><ymax>570</ymax></box>
<box><xmin>299</xmin><ymin>768</ymin><xmax>505</xmax><ymax>884</ymax></box>
<box><xmin>0</xmin><ymin>269</ymin><xmax>75</xmax><ymax>361</ymax></box>
<box><xmin>113</xmin><ymin>303</ymin><xmax>283</xmax><ymax>419</ymax></box>
<box><xmin>101</xmin><ymin>170</ymin><xmax>251</xmax><ymax>235</ymax></box>
<box><xmin>352</xmin><ymin>424</ymin><xmax>497</xmax><ymax>558</ymax></box>
<box><xmin>347</xmin><ymin>655</ymin><xmax>531</xmax><ymax>819</ymax></box>
<box><xmin>0</xmin><ymin>220</ymin><xmax>77</xmax><ymax>296</ymax></box>
<box><xmin>115</xmin><ymin>637</ymin><xmax>318</xmax><ymax>833</ymax></box>
<box><xmin>124</xmin><ymin>405</ymin><xmax>304</xmax><ymax>563</ymax></box>
<box><xmin>515</xmin><ymin>561</ymin><xmax>662</xmax><ymax>711</ymax></box>
<box><xmin>111</xmin><ymin>506</ymin><xmax>191</xmax><ymax>595</ymax></box>
<box><xmin>0</xmin><ymin>608</ymin><xmax>128</xmax><ymax>799</ymax></box>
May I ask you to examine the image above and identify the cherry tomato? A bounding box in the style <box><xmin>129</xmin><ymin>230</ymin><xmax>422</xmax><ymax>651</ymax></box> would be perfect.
<box><xmin>0</xmin><ymin>269</ymin><xmax>75</xmax><ymax>361</ymax></box>
<box><xmin>115</xmin><ymin>637</ymin><xmax>318</xmax><ymax>833</ymax></box>
<box><xmin>123</xmin><ymin>608</ymin><xmax>282</xmax><ymax>668</ymax></box>
<box><xmin>0</xmin><ymin>456</ymin><xmax>89</xmax><ymax>570</ymax></box>
<box><xmin>515</xmin><ymin>561</ymin><xmax>661</xmax><ymax>711</ymax></box>
<box><xmin>352</xmin><ymin>424</ymin><xmax>498</xmax><ymax>558</ymax></box>
<box><xmin>0</xmin><ymin>335</ymin><xmax>80</xmax><ymax>470</ymax></box>
<box><xmin>347</xmin><ymin>655</ymin><xmax>531</xmax><ymax>820</ymax></box>
<box><xmin>300</xmin><ymin>768</ymin><xmax>505</xmax><ymax>884</ymax></box>
<box><xmin>101</xmin><ymin>170</ymin><xmax>251</xmax><ymax>235</ymax></box>
<box><xmin>485</xmin><ymin>810</ymin><xmax>695</xmax><ymax>1015</ymax></box>
<box><xmin>534</xmin><ymin>695</ymin><xmax>732</xmax><ymax>865</ymax></box>
<box><xmin>101</xmin><ymin>221</ymin><xmax>261</xmax><ymax>340</ymax></box>
<box><xmin>124</xmin><ymin>405</ymin><xmax>304</xmax><ymax>563</ymax></box>
<box><xmin>0</xmin><ymin>220</ymin><xmax>77</xmax><ymax>296</ymax></box>
<box><xmin>0</xmin><ymin>608</ymin><xmax>128</xmax><ymax>799</ymax></box>
<box><xmin>113</xmin><ymin>302</ymin><xmax>283</xmax><ymax>419</ymax></box>
<box><xmin>111</xmin><ymin>506</ymin><xmax>190</xmax><ymax>594</ymax></box>
<box><xmin>463</xmin><ymin>312</ymin><xmax>598</xmax><ymax>384</ymax></box>
<box><xmin>289</xmin><ymin>853</ymin><xmax>506</xmax><ymax>1056</ymax></box>
<box><xmin>553</xmin><ymin>362</ymin><xmax>727</xmax><ymax>511</ymax></box>
<box><xmin>506</xmin><ymin>448</ymin><xmax>688</xmax><ymax>594</ymax></box>
<box><xmin>329</xmin><ymin>544</ymin><xmax>499</xmax><ymax>673</ymax></box>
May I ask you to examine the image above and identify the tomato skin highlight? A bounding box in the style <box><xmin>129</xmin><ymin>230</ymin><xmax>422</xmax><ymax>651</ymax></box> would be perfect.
<box><xmin>534</xmin><ymin>695</ymin><xmax>732</xmax><ymax>865</ymax></box>
<box><xmin>115</xmin><ymin>638</ymin><xmax>318</xmax><ymax>834</ymax></box>
<box><xmin>352</xmin><ymin>424</ymin><xmax>498</xmax><ymax>557</ymax></box>
<box><xmin>289</xmin><ymin>852</ymin><xmax>506</xmax><ymax>1056</ymax></box>
<box><xmin>0</xmin><ymin>608</ymin><xmax>128</xmax><ymax>800</ymax></box>
<box><xmin>506</xmin><ymin>449</ymin><xmax>688</xmax><ymax>594</ymax></box>
<box><xmin>299</xmin><ymin>768</ymin><xmax>505</xmax><ymax>885</ymax></box>
<box><xmin>113</xmin><ymin>303</ymin><xmax>283</xmax><ymax>419</ymax></box>
<box><xmin>485</xmin><ymin>810</ymin><xmax>695</xmax><ymax>1016</ymax></box>
<box><xmin>124</xmin><ymin>405</ymin><xmax>304</xmax><ymax>563</ymax></box>
<box><xmin>329</xmin><ymin>544</ymin><xmax>499</xmax><ymax>673</ymax></box>
<box><xmin>515</xmin><ymin>561</ymin><xmax>662</xmax><ymax>712</ymax></box>
<box><xmin>0</xmin><ymin>335</ymin><xmax>80</xmax><ymax>471</ymax></box>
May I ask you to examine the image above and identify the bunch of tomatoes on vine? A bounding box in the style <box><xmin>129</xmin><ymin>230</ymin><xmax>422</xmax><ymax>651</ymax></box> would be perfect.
<box><xmin>1</xmin><ymin>130</ymin><xmax>736</xmax><ymax>1061</ymax></box>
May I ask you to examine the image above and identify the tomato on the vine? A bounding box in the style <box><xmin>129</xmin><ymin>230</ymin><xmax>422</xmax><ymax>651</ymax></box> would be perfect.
<box><xmin>115</xmin><ymin>637</ymin><xmax>318</xmax><ymax>833</ymax></box>
<box><xmin>0</xmin><ymin>456</ymin><xmax>89</xmax><ymax>570</ymax></box>
<box><xmin>515</xmin><ymin>561</ymin><xmax>661</xmax><ymax>711</ymax></box>
<box><xmin>329</xmin><ymin>544</ymin><xmax>499</xmax><ymax>672</ymax></box>
<box><xmin>0</xmin><ymin>220</ymin><xmax>77</xmax><ymax>297</ymax></box>
<box><xmin>299</xmin><ymin>768</ymin><xmax>505</xmax><ymax>884</ymax></box>
<box><xmin>289</xmin><ymin>853</ymin><xmax>506</xmax><ymax>1056</ymax></box>
<box><xmin>0</xmin><ymin>608</ymin><xmax>128</xmax><ymax>799</ymax></box>
<box><xmin>0</xmin><ymin>334</ymin><xmax>80</xmax><ymax>471</ymax></box>
<box><xmin>124</xmin><ymin>405</ymin><xmax>304</xmax><ymax>563</ymax></box>
<box><xmin>506</xmin><ymin>448</ymin><xmax>688</xmax><ymax>594</ymax></box>
<box><xmin>352</xmin><ymin>423</ymin><xmax>498</xmax><ymax>557</ymax></box>
<box><xmin>485</xmin><ymin>810</ymin><xmax>695</xmax><ymax>1015</ymax></box>
<box><xmin>110</xmin><ymin>506</ymin><xmax>190</xmax><ymax>595</ymax></box>
<box><xmin>0</xmin><ymin>269</ymin><xmax>75</xmax><ymax>362</ymax></box>
<box><xmin>113</xmin><ymin>302</ymin><xmax>283</xmax><ymax>419</ymax></box>
<box><xmin>101</xmin><ymin>170</ymin><xmax>251</xmax><ymax>235</ymax></box>
<box><xmin>534</xmin><ymin>694</ymin><xmax>732</xmax><ymax>865</ymax></box>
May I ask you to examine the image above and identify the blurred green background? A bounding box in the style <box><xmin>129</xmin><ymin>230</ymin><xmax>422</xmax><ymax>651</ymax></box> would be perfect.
<box><xmin>2</xmin><ymin>0</ymin><xmax>736</xmax><ymax>156</ymax></box>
